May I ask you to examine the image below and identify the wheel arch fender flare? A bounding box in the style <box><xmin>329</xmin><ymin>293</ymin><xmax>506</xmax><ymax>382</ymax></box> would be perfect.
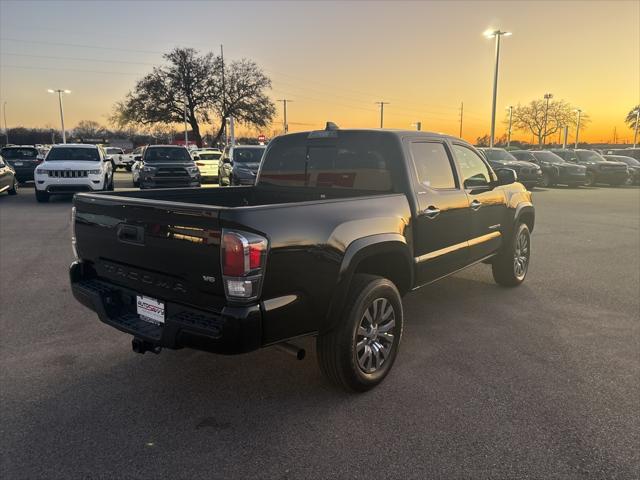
<box><xmin>514</xmin><ymin>203</ymin><xmax>535</xmax><ymax>233</ymax></box>
<box><xmin>323</xmin><ymin>233</ymin><xmax>413</xmax><ymax>333</ymax></box>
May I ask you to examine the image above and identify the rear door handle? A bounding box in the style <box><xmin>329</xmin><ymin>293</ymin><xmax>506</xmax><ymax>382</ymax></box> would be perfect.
<box><xmin>421</xmin><ymin>206</ymin><xmax>441</xmax><ymax>219</ymax></box>
<box><xmin>470</xmin><ymin>199</ymin><xmax>482</xmax><ymax>211</ymax></box>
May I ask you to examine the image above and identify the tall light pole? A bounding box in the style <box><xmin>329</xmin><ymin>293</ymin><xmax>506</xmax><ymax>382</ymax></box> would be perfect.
<box><xmin>506</xmin><ymin>105</ymin><xmax>513</xmax><ymax>147</ymax></box>
<box><xmin>220</xmin><ymin>44</ymin><xmax>226</xmax><ymax>146</ymax></box>
<box><xmin>375</xmin><ymin>101</ymin><xmax>389</xmax><ymax>128</ymax></box>
<box><xmin>278</xmin><ymin>99</ymin><xmax>292</xmax><ymax>133</ymax></box>
<box><xmin>47</xmin><ymin>89</ymin><xmax>71</xmax><ymax>143</ymax></box>
<box><xmin>411</xmin><ymin>121</ymin><xmax>422</xmax><ymax>131</ymax></box>
<box><xmin>459</xmin><ymin>101</ymin><xmax>464</xmax><ymax>138</ymax></box>
<box><xmin>183</xmin><ymin>98</ymin><xmax>188</xmax><ymax>146</ymax></box>
<box><xmin>2</xmin><ymin>101</ymin><xmax>8</xmax><ymax>145</ymax></box>
<box><xmin>574</xmin><ymin>108</ymin><xmax>582</xmax><ymax>148</ymax></box>
<box><xmin>484</xmin><ymin>29</ymin><xmax>512</xmax><ymax>148</ymax></box>
<box><xmin>633</xmin><ymin>108</ymin><xmax>640</xmax><ymax>148</ymax></box>
<box><xmin>542</xmin><ymin>93</ymin><xmax>553</xmax><ymax>145</ymax></box>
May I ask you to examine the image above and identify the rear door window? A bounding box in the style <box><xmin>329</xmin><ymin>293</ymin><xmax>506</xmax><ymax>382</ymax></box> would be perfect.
<box><xmin>409</xmin><ymin>142</ymin><xmax>457</xmax><ymax>189</ymax></box>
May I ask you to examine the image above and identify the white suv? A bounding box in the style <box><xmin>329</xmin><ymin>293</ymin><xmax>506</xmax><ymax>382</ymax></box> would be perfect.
<box><xmin>34</xmin><ymin>144</ymin><xmax>114</xmax><ymax>203</ymax></box>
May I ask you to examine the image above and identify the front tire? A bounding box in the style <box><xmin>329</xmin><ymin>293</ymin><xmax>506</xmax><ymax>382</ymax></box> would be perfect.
<box><xmin>8</xmin><ymin>178</ymin><xmax>18</xmax><ymax>195</ymax></box>
<box><xmin>35</xmin><ymin>190</ymin><xmax>49</xmax><ymax>203</ymax></box>
<box><xmin>492</xmin><ymin>223</ymin><xmax>531</xmax><ymax>287</ymax></box>
<box><xmin>584</xmin><ymin>171</ymin><xmax>596</xmax><ymax>187</ymax></box>
<box><xmin>317</xmin><ymin>274</ymin><xmax>403</xmax><ymax>392</ymax></box>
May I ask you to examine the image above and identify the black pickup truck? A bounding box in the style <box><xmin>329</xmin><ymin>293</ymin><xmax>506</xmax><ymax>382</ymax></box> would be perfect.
<box><xmin>70</xmin><ymin>126</ymin><xmax>535</xmax><ymax>392</ymax></box>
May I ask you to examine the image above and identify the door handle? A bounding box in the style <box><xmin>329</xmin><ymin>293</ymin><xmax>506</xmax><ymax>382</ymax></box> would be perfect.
<box><xmin>470</xmin><ymin>199</ymin><xmax>482</xmax><ymax>211</ymax></box>
<box><xmin>421</xmin><ymin>206</ymin><xmax>441</xmax><ymax>219</ymax></box>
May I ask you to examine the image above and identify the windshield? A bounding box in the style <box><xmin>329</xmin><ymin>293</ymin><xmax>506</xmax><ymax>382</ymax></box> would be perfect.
<box><xmin>576</xmin><ymin>150</ymin><xmax>604</xmax><ymax>162</ymax></box>
<box><xmin>532</xmin><ymin>151</ymin><xmax>565</xmax><ymax>163</ymax></box>
<box><xmin>106</xmin><ymin>148</ymin><xmax>123</xmax><ymax>155</ymax></box>
<box><xmin>232</xmin><ymin>147</ymin><xmax>266</xmax><ymax>163</ymax></box>
<box><xmin>144</xmin><ymin>147</ymin><xmax>191</xmax><ymax>163</ymax></box>
<box><xmin>511</xmin><ymin>151</ymin><xmax>535</xmax><ymax>162</ymax></box>
<box><xmin>46</xmin><ymin>147</ymin><xmax>100</xmax><ymax>161</ymax></box>
<box><xmin>198</xmin><ymin>153</ymin><xmax>221</xmax><ymax>160</ymax></box>
<box><xmin>483</xmin><ymin>149</ymin><xmax>517</xmax><ymax>161</ymax></box>
<box><xmin>1</xmin><ymin>148</ymin><xmax>38</xmax><ymax>159</ymax></box>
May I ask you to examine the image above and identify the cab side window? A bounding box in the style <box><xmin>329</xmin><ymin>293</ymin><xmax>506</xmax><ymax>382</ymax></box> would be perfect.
<box><xmin>409</xmin><ymin>142</ymin><xmax>457</xmax><ymax>189</ymax></box>
<box><xmin>452</xmin><ymin>144</ymin><xmax>492</xmax><ymax>188</ymax></box>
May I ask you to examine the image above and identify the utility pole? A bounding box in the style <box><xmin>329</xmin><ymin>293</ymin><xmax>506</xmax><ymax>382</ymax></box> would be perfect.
<box><xmin>459</xmin><ymin>102</ymin><xmax>464</xmax><ymax>138</ymax></box>
<box><xmin>47</xmin><ymin>89</ymin><xmax>71</xmax><ymax>143</ymax></box>
<box><xmin>2</xmin><ymin>101</ymin><xmax>7</xmax><ymax>145</ymax></box>
<box><xmin>542</xmin><ymin>93</ymin><xmax>553</xmax><ymax>145</ymax></box>
<box><xmin>278</xmin><ymin>99</ymin><xmax>292</xmax><ymax>133</ymax></box>
<box><xmin>485</xmin><ymin>29</ymin><xmax>512</xmax><ymax>147</ymax></box>
<box><xmin>506</xmin><ymin>105</ymin><xmax>513</xmax><ymax>147</ymax></box>
<box><xmin>633</xmin><ymin>108</ymin><xmax>639</xmax><ymax>148</ymax></box>
<box><xmin>220</xmin><ymin>44</ymin><xmax>226</xmax><ymax>146</ymax></box>
<box><xmin>563</xmin><ymin>125</ymin><xmax>569</xmax><ymax>148</ymax></box>
<box><xmin>412</xmin><ymin>121</ymin><xmax>422</xmax><ymax>131</ymax></box>
<box><xmin>375</xmin><ymin>101</ymin><xmax>389</xmax><ymax>128</ymax></box>
<box><xmin>613</xmin><ymin>126</ymin><xmax>617</xmax><ymax>144</ymax></box>
<box><xmin>574</xmin><ymin>109</ymin><xmax>582</xmax><ymax>148</ymax></box>
<box><xmin>184</xmin><ymin>98</ymin><xmax>188</xmax><ymax>146</ymax></box>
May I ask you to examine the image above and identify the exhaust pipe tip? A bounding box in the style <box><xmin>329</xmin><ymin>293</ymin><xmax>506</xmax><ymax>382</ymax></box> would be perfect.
<box><xmin>275</xmin><ymin>342</ymin><xmax>306</xmax><ymax>360</ymax></box>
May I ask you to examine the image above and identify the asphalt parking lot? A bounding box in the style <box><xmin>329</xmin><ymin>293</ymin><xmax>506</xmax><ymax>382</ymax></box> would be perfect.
<box><xmin>1</xmin><ymin>173</ymin><xmax>639</xmax><ymax>479</ymax></box>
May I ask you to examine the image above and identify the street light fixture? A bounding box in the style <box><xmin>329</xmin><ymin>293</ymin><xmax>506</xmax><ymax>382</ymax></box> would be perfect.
<box><xmin>484</xmin><ymin>29</ymin><xmax>512</xmax><ymax>148</ymax></box>
<box><xmin>48</xmin><ymin>89</ymin><xmax>71</xmax><ymax>143</ymax></box>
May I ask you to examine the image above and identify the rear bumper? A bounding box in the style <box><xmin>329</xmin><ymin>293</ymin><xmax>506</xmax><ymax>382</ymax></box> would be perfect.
<box><xmin>11</xmin><ymin>167</ymin><xmax>36</xmax><ymax>182</ymax></box>
<box><xmin>69</xmin><ymin>261</ymin><xmax>261</xmax><ymax>354</ymax></box>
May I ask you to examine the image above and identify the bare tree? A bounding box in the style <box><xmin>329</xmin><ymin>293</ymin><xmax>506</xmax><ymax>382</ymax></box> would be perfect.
<box><xmin>210</xmin><ymin>58</ymin><xmax>276</xmax><ymax>144</ymax></box>
<box><xmin>73</xmin><ymin>120</ymin><xmax>107</xmax><ymax>140</ymax></box>
<box><xmin>111</xmin><ymin>48</ymin><xmax>217</xmax><ymax>147</ymax></box>
<box><xmin>511</xmin><ymin>98</ymin><xmax>589</xmax><ymax>146</ymax></box>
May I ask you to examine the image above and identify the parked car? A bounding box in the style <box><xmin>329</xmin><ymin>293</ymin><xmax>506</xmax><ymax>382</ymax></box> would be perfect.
<box><xmin>0</xmin><ymin>145</ymin><xmax>42</xmax><ymax>184</ymax></box>
<box><xmin>122</xmin><ymin>146</ymin><xmax>145</xmax><ymax>172</ymax></box>
<box><xmin>218</xmin><ymin>145</ymin><xmax>267</xmax><ymax>186</ymax></box>
<box><xmin>477</xmin><ymin>148</ymin><xmax>542</xmax><ymax>189</ymax></box>
<box><xmin>135</xmin><ymin>145</ymin><xmax>201</xmax><ymax>189</ymax></box>
<box><xmin>603</xmin><ymin>155</ymin><xmax>640</xmax><ymax>185</ymax></box>
<box><xmin>550</xmin><ymin>149</ymin><xmax>628</xmax><ymax>186</ymax></box>
<box><xmin>510</xmin><ymin>150</ymin><xmax>586</xmax><ymax>187</ymax></box>
<box><xmin>34</xmin><ymin>144</ymin><xmax>114</xmax><ymax>202</ymax></box>
<box><xmin>193</xmin><ymin>148</ymin><xmax>222</xmax><ymax>183</ymax></box>
<box><xmin>0</xmin><ymin>155</ymin><xmax>18</xmax><ymax>196</ymax></box>
<box><xmin>70</xmin><ymin>127</ymin><xmax>534</xmax><ymax>392</ymax></box>
<box><xmin>105</xmin><ymin>147</ymin><xmax>129</xmax><ymax>170</ymax></box>
<box><xmin>603</xmin><ymin>148</ymin><xmax>640</xmax><ymax>162</ymax></box>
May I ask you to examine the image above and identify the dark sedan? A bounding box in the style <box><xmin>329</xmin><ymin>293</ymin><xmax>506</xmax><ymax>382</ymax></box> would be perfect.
<box><xmin>478</xmin><ymin>148</ymin><xmax>542</xmax><ymax>189</ymax></box>
<box><xmin>218</xmin><ymin>145</ymin><xmax>267</xmax><ymax>186</ymax></box>
<box><xmin>551</xmin><ymin>149</ymin><xmax>628</xmax><ymax>186</ymax></box>
<box><xmin>511</xmin><ymin>150</ymin><xmax>586</xmax><ymax>187</ymax></box>
<box><xmin>603</xmin><ymin>155</ymin><xmax>640</xmax><ymax>185</ymax></box>
<box><xmin>0</xmin><ymin>146</ymin><xmax>42</xmax><ymax>183</ymax></box>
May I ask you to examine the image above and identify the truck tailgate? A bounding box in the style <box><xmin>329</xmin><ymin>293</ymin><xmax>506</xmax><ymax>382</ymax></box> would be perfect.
<box><xmin>73</xmin><ymin>194</ymin><xmax>227</xmax><ymax>311</ymax></box>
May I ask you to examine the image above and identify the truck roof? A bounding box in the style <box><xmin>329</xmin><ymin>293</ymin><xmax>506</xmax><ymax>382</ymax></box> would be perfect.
<box><xmin>282</xmin><ymin>128</ymin><xmax>461</xmax><ymax>142</ymax></box>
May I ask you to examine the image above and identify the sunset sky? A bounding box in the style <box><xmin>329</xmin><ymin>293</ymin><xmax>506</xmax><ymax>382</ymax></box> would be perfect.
<box><xmin>1</xmin><ymin>0</ymin><xmax>638</xmax><ymax>143</ymax></box>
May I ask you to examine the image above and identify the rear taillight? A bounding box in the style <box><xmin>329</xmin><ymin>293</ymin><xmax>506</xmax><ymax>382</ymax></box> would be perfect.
<box><xmin>71</xmin><ymin>206</ymin><xmax>78</xmax><ymax>260</ymax></box>
<box><xmin>221</xmin><ymin>229</ymin><xmax>268</xmax><ymax>302</ymax></box>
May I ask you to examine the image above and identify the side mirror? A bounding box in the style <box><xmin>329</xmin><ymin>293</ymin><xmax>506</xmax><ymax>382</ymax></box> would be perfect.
<box><xmin>495</xmin><ymin>168</ymin><xmax>518</xmax><ymax>186</ymax></box>
<box><xmin>193</xmin><ymin>155</ymin><xmax>200</xmax><ymax>161</ymax></box>
<box><xmin>223</xmin><ymin>157</ymin><xmax>231</xmax><ymax>164</ymax></box>
<box><xmin>134</xmin><ymin>155</ymin><xmax>142</xmax><ymax>161</ymax></box>
<box><xmin>104</xmin><ymin>155</ymin><xmax>113</xmax><ymax>162</ymax></box>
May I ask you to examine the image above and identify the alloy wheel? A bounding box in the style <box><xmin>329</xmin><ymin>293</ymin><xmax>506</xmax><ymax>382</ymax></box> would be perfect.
<box><xmin>513</xmin><ymin>229</ymin><xmax>530</xmax><ymax>280</ymax></box>
<box><xmin>355</xmin><ymin>298</ymin><xmax>396</xmax><ymax>374</ymax></box>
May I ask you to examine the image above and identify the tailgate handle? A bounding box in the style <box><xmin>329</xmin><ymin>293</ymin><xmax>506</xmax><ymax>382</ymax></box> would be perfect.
<box><xmin>117</xmin><ymin>224</ymin><xmax>144</xmax><ymax>245</ymax></box>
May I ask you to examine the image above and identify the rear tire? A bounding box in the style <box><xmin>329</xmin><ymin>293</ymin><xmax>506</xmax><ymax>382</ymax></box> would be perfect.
<box><xmin>35</xmin><ymin>190</ymin><xmax>49</xmax><ymax>203</ymax></box>
<box><xmin>317</xmin><ymin>274</ymin><xmax>403</xmax><ymax>392</ymax></box>
<box><xmin>8</xmin><ymin>178</ymin><xmax>18</xmax><ymax>195</ymax></box>
<box><xmin>492</xmin><ymin>223</ymin><xmax>531</xmax><ymax>287</ymax></box>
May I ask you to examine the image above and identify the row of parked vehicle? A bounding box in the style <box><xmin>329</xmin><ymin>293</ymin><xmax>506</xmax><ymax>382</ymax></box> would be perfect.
<box><xmin>478</xmin><ymin>147</ymin><xmax>640</xmax><ymax>188</ymax></box>
<box><xmin>1</xmin><ymin>140</ymin><xmax>639</xmax><ymax>201</ymax></box>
